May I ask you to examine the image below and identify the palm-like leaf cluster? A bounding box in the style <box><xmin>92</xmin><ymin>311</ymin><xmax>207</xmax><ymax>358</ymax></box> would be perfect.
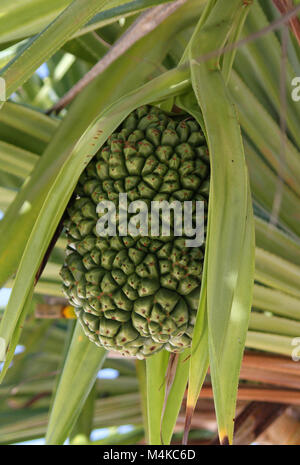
<box><xmin>0</xmin><ymin>0</ymin><xmax>299</xmax><ymax>445</ymax></box>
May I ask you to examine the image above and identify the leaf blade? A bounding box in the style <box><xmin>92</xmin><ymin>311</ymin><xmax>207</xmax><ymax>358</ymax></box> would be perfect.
<box><xmin>45</xmin><ymin>321</ymin><xmax>106</xmax><ymax>444</ymax></box>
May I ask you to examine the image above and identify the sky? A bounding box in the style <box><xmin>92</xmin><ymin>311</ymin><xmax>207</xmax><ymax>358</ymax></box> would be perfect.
<box><xmin>0</xmin><ymin>286</ymin><xmax>11</xmax><ymax>308</ymax></box>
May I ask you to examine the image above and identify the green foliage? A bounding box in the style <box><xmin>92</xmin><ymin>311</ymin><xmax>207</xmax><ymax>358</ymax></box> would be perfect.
<box><xmin>0</xmin><ymin>0</ymin><xmax>299</xmax><ymax>446</ymax></box>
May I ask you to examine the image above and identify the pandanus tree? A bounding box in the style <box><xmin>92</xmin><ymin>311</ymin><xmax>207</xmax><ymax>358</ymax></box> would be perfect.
<box><xmin>0</xmin><ymin>0</ymin><xmax>299</xmax><ymax>445</ymax></box>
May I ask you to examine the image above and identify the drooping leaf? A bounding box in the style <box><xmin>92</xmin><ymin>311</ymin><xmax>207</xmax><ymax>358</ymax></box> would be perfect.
<box><xmin>175</xmin><ymin>92</ymin><xmax>209</xmax><ymax>445</ymax></box>
<box><xmin>229</xmin><ymin>71</ymin><xmax>300</xmax><ymax>198</ymax></box>
<box><xmin>0</xmin><ymin>101</ymin><xmax>58</xmax><ymax>154</ymax></box>
<box><xmin>146</xmin><ymin>350</ymin><xmax>169</xmax><ymax>445</ymax></box>
<box><xmin>189</xmin><ymin>0</ymin><xmax>255</xmax><ymax>443</ymax></box>
<box><xmin>1</xmin><ymin>0</ymin><xmax>113</xmax><ymax>97</ymax></box>
<box><xmin>45</xmin><ymin>321</ymin><xmax>106</xmax><ymax>444</ymax></box>
<box><xmin>161</xmin><ymin>349</ymin><xmax>190</xmax><ymax>444</ymax></box>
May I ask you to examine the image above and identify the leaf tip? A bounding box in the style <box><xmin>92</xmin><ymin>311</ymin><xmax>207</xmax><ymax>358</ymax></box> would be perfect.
<box><xmin>182</xmin><ymin>405</ymin><xmax>194</xmax><ymax>445</ymax></box>
<box><xmin>219</xmin><ymin>432</ymin><xmax>230</xmax><ymax>445</ymax></box>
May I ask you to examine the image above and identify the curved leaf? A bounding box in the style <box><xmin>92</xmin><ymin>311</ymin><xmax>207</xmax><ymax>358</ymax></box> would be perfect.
<box><xmin>189</xmin><ymin>0</ymin><xmax>255</xmax><ymax>444</ymax></box>
<box><xmin>1</xmin><ymin>0</ymin><xmax>112</xmax><ymax>97</ymax></box>
<box><xmin>146</xmin><ymin>351</ymin><xmax>169</xmax><ymax>445</ymax></box>
<box><xmin>46</xmin><ymin>321</ymin><xmax>106</xmax><ymax>444</ymax></box>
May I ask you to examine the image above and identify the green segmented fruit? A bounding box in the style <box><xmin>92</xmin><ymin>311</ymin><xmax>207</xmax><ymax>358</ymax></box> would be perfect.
<box><xmin>60</xmin><ymin>105</ymin><xmax>210</xmax><ymax>359</ymax></box>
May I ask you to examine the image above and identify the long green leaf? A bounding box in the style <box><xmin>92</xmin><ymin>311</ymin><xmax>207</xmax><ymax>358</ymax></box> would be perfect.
<box><xmin>0</xmin><ymin>0</ymin><xmax>72</xmax><ymax>44</ymax></box>
<box><xmin>236</xmin><ymin>0</ymin><xmax>300</xmax><ymax>148</ymax></box>
<box><xmin>0</xmin><ymin>141</ymin><xmax>38</xmax><ymax>178</ymax></box>
<box><xmin>249</xmin><ymin>312</ymin><xmax>300</xmax><ymax>338</ymax></box>
<box><xmin>146</xmin><ymin>350</ymin><xmax>169</xmax><ymax>445</ymax></box>
<box><xmin>175</xmin><ymin>92</ymin><xmax>209</xmax><ymax>444</ymax></box>
<box><xmin>246</xmin><ymin>331</ymin><xmax>297</xmax><ymax>358</ymax></box>
<box><xmin>253</xmin><ymin>283</ymin><xmax>300</xmax><ymax>320</ymax></box>
<box><xmin>246</xmin><ymin>140</ymin><xmax>300</xmax><ymax>237</ymax></box>
<box><xmin>135</xmin><ymin>360</ymin><xmax>149</xmax><ymax>443</ymax></box>
<box><xmin>211</xmin><ymin>184</ymin><xmax>254</xmax><ymax>443</ymax></box>
<box><xmin>63</xmin><ymin>32</ymin><xmax>108</xmax><ymax>64</ymax></box>
<box><xmin>0</xmin><ymin>288</ymin><xmax>34</xmax><ymax>382</ymax></box>
<box><xmin>46</xmin><ymin>321</ymin><xmax>106</xmax><ymax>444</ymax></box>
<box><xmin>76</xmin><ymin>0</ymin><xmax>176</xmax><ymax>38</ymax></box>
<box><xmin>189</xmin><ymin>0</ymin><xmax>254</xmax><ymax>443</ymax></box>
<box><xmin>230</xmin><ymin>71</ymin><xmax>300</xmax><ymax>197</ymax></box>
<box><xmin>0</xmin><ymin>102</ymin><xmax>58</xmax><ymax>154</ymax></box>
<box><xmin>255</xmin><ymin>247</ymin><xmax>300</xmax><ymax>299</ymax></box>
<box><xmin>161</xmin><ymin>350</ymin><xmax>190</xmax><ymax>444</ymax></box>
<box><xmin>254</xmin><ymin>217</ymin><xmax>300</xmax><ymax>267</ymax></box>
<box><xmin>69</xmin><ymin>382</ymin><xmax>97</xmax><ymax>444</ymax></box>
<box><xmin>0</xmin><ymin>0</ymin><xmax>112</xmax><ymax>97</ymax></box>
<box><xmin>0</xmin><ymin>1</ymin><xmax>174</xmax><ymax>45</ymax></box>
